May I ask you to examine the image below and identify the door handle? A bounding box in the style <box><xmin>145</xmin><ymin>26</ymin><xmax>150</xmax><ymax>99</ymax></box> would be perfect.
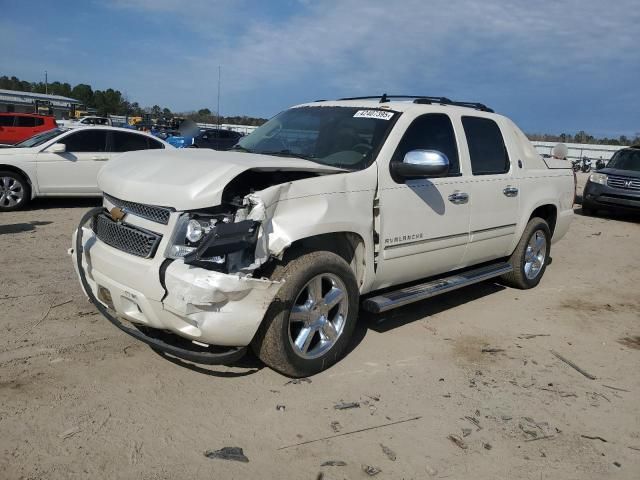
<box><xmin>503</xmin><ymin>186</ymin><xmax>519</xmax><ymax>197</ymax></box>
<box><xmin>448</xmin><ymin>191</ymin><xmax>469</xmax><ymax>204</ymax></box>
<box><xmin>92</xmin><ymin>156</ymin><xmax>109</xmax><ymax>161</ymax></box>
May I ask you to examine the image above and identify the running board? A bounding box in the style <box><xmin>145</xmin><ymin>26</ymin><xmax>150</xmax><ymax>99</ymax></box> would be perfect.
<box><xmin>362</xmin><ymin>262</ymin><xmax>512</xmax><ymax>313</ymax></box>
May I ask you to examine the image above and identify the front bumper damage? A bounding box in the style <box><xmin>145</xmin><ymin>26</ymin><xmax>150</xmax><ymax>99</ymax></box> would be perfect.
<box><xmin>72</xmin><ymin>207</ymin><xmax>282</xmax><ymax>365</ymax></box>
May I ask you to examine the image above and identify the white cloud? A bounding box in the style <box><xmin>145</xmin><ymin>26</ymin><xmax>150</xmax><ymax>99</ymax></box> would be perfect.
<box><xmin>76</xmin><ymin>0</ymin><xmax>640</xmax><ymax>132</ymax></box>
<box><xmin>185</xmin><ymin>0</ymin><xmax>639</xmax><ymax>96</ymax></box>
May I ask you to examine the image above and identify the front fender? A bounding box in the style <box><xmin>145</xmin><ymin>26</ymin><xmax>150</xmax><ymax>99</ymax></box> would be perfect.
<box><xmin>246</xmin><ymin>167</ymin><xmax>377</xmax><ymax>290</ymax></box>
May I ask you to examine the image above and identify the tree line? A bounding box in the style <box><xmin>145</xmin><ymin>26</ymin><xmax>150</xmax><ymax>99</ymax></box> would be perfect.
<box><xmin>1</xmin><ymin>74</ymin><xmax>637</xmax><ymax>141</ymax></box>
<box><xmin>528</xmin><ymin>131</ymin><xmax>639</xmax><ymax>147</ymax></box>
<box><xmin>0</xmin><ymin>75</ymin><xmax>267</xmax><ymax>126</ymax></box>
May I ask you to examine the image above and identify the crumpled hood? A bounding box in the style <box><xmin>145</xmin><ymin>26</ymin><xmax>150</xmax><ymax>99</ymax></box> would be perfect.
<box><xmin>98</xmin><ymin>148</ymin><xmax>344</xmax><ymax>210</ymax></box>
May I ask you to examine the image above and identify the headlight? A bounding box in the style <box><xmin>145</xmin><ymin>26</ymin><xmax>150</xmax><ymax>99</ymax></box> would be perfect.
<box><xmin>589</xmin><ymin>173</ymin><xmax>608</xmax><ymax>185</ymax></box>
<box><xmin>165</xmin><ymin>214</ymin><xmax>222</xmax><ymax>259</ymax></box>
<box><xmin>165</xmin><ymin>213</ymin><xmax>261</xmax><ymax>271</ymax></box>
<box><xmin>186</xmin><ymin>219</ymin><xmax>204</xmax><ymax>243</ymax></box>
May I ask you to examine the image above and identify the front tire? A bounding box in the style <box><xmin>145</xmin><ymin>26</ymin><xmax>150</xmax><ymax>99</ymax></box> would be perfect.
<box><xmin>252</xmin><ymin>250</ymin><xmax>359</xmax><ymax>377</ymax></box>
<box><xmin>0</xmin><ymin>171</ymin><xmax>30</xmax><ymax>211</ymax></box>
<box><xmin>500</xmin><ymin>217</ymin><xmax>551</xmax><ymax>289</ymax></box>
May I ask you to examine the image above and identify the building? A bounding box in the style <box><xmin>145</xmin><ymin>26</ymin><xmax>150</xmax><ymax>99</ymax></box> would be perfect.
<box><xmin>531</xmin><ymin>141</ymin><xmax>623</xmax><ymax>161</ymax></box>
<box><xmin>0</xmin><ymin>88</ymin><xmax>82</xmax><ymax>119</ymax></box>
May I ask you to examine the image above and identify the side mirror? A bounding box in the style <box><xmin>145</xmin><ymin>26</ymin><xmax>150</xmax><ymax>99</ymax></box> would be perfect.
<box><xmin>391</xmin><ymin>150</ymin><xmax>449</xmax><ymax>180</ymax></box>
<box><xmin>49</xmin><ymin>143</ymin><xmax>66</xmax><ymax>154</ymax></box>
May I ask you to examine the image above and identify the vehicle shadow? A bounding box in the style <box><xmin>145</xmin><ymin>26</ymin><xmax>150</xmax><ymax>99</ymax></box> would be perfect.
<box><xmin>151</xmin><ymin>348</ymin><xmax>264</xmax><ymax>378</ymax></box>
<box><xmin>149</xmin><ymin>281</ymin><xmax>507</xmax><ymax>378</ymax></box>
<box><xmin>574</xmin><ymin>205</ymin><xmax>640</xmax><ymax>223</ymax></box>
<box><xmin>0</xmin><ymin>220</ymin><xmax>52</xmax><ymax>235</ymax></box>
<box><xmin>28</xmin><ymin>197</ymin><xmax>102</xmax><ymax>210</ymax></box>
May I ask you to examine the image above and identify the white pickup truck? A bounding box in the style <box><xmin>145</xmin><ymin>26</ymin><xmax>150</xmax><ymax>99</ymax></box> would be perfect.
<box><xmin>73</xmin><ymin>95</ymin><xmax>575</xmax><ymax>376</ymax></box>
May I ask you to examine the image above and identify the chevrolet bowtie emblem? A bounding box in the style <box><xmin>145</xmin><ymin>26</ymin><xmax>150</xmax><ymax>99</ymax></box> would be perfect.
<box><xmin>110</xmin><ymin>207</ymin><xmax>126</xmax><ymax>222</ymax></box>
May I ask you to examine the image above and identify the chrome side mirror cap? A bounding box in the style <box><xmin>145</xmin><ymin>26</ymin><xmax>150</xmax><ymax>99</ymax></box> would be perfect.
<box><xmin>392</xmin><ymin>149</ymin><xmax>450</xmax><ymax>179</ymax></box>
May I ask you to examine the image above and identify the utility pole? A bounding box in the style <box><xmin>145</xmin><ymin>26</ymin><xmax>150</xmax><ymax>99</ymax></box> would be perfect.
<box><xmin>45</xmin><ymin>70</ymin><xmax>48</xmax><ymax>95</ymax></box>
<box><xmin>217</xmin><ymin>65</ymin><xmax>221</xmax><ymax>129</ymax></box>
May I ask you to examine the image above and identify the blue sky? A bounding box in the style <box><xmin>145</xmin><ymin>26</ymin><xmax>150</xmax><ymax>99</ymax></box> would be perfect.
<box><xmin>1</xmin><ymin>0</ymin><xmax>638</xmax><ymax>137</ymax></box>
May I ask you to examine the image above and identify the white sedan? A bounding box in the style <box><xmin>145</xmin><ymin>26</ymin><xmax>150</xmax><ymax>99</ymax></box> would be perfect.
<box><xmin>0</xmin><ymin>126</ymin><xmax>173</xmax><ymax>211</ymax></box>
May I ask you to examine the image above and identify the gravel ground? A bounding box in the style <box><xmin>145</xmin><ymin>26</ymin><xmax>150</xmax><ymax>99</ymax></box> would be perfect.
<box><xmin>1</xmin><ymin>180</ymin><xmax>639</xmax><ymax>480</ymax></box>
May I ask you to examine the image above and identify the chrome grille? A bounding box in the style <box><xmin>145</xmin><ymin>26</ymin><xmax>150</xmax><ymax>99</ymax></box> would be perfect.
<box><xmin>607</xmin><ymin>175</ymin><xmax>640</xmax><ymax>191</ymax></box>
<box><xmin>92</xmin><ymin>213</ymin><xmax>162</xmax><ymax>258</ymax></box>
<box><xmin>104</xmin><ymin>193</ymin><xmax>173</xmax><ymax>225</ymax></box>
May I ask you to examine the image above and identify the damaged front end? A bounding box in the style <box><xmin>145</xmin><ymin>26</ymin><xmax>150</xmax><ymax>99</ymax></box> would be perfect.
<box><xmin>164</xmin><ymin>169</ymin><xmax>315</xmax><ymax>273</ymax></box>
<box><xmin>72</xmin><ymin>193</ymin><xmax>285</xmax><ymax>365</ymax></box>
<box><xmin>71</xmin><ymin>159</ymin><xmax>353</xmax><ymax>365</ymax></box>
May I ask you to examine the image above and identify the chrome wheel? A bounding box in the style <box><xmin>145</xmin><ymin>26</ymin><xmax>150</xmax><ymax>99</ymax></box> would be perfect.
<box><xmin>0</xmin><ymin>176</ymin><xmax>25</xmax><ymax>208</ymax></box>
<box><xmin>524</xmin><ymin>230</ymin><xmax>547</xmax><ymax>280</ymax></box>
<box><xmin>288</xmin><ymin>273</ymin><xmax>348</xmax><ymax>359</ymax></box>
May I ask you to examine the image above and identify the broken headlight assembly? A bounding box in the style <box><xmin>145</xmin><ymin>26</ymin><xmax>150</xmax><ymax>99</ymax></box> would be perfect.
<box><xmin>165</xmin><ymin>213</ymin><xmax>260</xmax><ymax>271</ymax></box>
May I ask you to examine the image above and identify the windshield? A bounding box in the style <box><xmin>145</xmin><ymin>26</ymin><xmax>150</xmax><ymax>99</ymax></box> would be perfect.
<box><xmin>235</xmin><ymin>106</ymin><xmax>399</xmax><ymax>170</ymax></box>
<box><xmin>15</xmin><ymin>128</ymin><xmax>64</xmax><ymax>148</ymax></box>
<box><xmin>607</xmin><ymin>149</ymin><xmax>640</xmax><ymax>172</ymax></box>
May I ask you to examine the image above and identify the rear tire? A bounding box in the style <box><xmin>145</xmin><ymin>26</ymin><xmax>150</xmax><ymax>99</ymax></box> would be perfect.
<box><xmin>251</xmin><ymin>250</ymin><xmax>359</xmax><ymax>377</ymax></box>
<box><xmin>500</xmin><ymin>217</ymin><xmax>551</xmax><ymax>289</ymax></box>
<box><xmin>0</xmin><ymin>171</ymin><xmax>30</xmax><ymax>212</ymax></box>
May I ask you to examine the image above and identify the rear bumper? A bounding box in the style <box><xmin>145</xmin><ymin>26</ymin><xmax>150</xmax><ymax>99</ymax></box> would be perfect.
<box><xmin>583</xmin><ymin>181</ymin><xmax>640</xmax><ymax>211</ymax></box>
<box><xmin>72</xmin><ymin>208</ymin><xmax>281</xmax><ymax>363</ymax></box>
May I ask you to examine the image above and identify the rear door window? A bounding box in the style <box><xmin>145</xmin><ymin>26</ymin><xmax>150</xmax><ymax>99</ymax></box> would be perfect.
<box><xmin>110</xmin><ymin>131</ymin><xmax>151</xmax><ymax>152</ymax></box>
<box><xmin>63</xmin><ymin>130</ymin><xmax>108</xmax><ymax>152</ymax></box>
<box><xmin>462</xmin><ymin>117</ymin><xmax>510</xmax><ymax>175</ymax></box>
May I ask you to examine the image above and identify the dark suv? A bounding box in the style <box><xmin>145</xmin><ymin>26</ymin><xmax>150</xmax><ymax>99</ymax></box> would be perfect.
<box><xmin>582</xmin><ymin>145</ymin><xmax>640</xmax><ymax>215</ymax></box>
<box><xmin>193</xmin><ymin>128</ymin><xmax>243</xmax><ymax>150</ymax></box>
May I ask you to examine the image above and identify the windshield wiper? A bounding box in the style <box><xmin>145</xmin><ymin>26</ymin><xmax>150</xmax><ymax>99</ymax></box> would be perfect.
<box><xmin>258</xmin><ymin>149</ymin><xmax>315</xmax><ymax>161</ymax></box>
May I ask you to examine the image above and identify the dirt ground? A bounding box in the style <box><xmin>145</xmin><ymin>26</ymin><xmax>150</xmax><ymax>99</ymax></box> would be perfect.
<box><xmin>1</xmin><ymin>175</ymin><xmax>639</xmax><ymax>480</ymax></box>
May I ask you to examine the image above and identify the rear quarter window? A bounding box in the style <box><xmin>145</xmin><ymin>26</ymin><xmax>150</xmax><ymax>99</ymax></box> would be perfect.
<box><xmin>147</xmin><ymin>138</ymin><xmax>164</xmax><ymax>149</ymax></box>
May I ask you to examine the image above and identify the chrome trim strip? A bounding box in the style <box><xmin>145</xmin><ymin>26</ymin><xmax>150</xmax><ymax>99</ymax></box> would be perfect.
<box><xmin>471</xmin><ymin>223</ymin><xmax>517</xmax><ymax>235</ymax></box>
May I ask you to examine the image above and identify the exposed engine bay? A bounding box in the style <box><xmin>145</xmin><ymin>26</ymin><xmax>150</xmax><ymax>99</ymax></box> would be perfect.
<box><xmin>170</xmin><ymin>169</ymin><xmax>329</xmax><ymax>275</ymax></box>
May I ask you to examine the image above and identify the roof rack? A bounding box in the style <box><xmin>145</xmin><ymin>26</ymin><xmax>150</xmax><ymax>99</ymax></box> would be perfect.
<box><xmin>336</xmin><ymin>94</ymin><xmax>494</xmax><ymax>112</ymax></box>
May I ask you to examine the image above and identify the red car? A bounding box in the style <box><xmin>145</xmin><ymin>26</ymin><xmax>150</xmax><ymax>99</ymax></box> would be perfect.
<box><xmin>0</xmin><ymin>113</ymin><xmax>58</xmax><ymax>144</ymax></box>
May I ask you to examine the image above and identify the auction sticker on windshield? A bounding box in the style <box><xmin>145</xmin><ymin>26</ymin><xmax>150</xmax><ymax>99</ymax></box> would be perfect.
<box><xmin>353</xmin><ymin>110</ymin><xmax>395</xmax><ymax>120</ymax></box>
